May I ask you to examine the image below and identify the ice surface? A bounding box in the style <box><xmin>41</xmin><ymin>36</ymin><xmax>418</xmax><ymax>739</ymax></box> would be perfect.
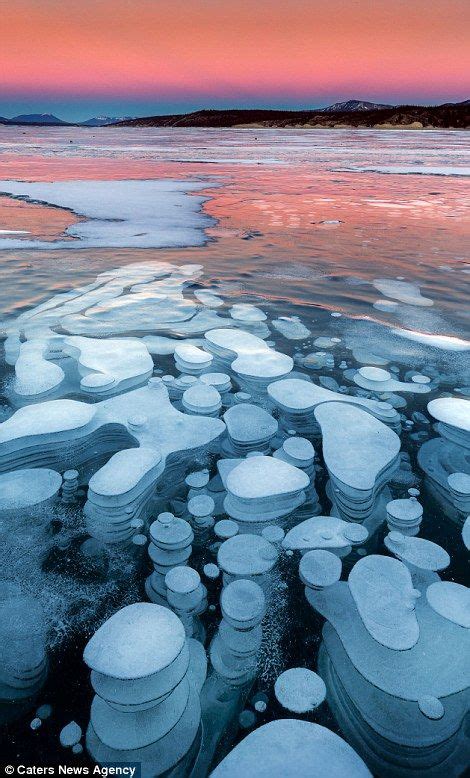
<box><xmin>0</xmin><ymin>179</ymin><xmax>213</xmax><ymax>249</ymax></box>
<box><xmin>210</xmin><ymin>719</ymin><xmax>371</xmax><ymax>777</ymax></box>
<box><xmin>392</xmin><ymin>327</ymin><xmax>470</xmax><ymax>352</ymax></box>
<box><xmin>339</xmin><ymin>165</ymin><xmax>470</xmax><ymax>177</ymax></box>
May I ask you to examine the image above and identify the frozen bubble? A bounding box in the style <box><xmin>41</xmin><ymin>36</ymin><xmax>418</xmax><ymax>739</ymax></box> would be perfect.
<box><xmin>59</xmin><ymin>721</ymin><xmax>82</xmax><ymax>747</ymax></box>
<box><xmin>418</xmin><ymin>696</ymin><xmax>445</xmax><ymax>720</ymax></box>
<box><xmin>131</xmin><ymin>533</ymin><xmax>147</xmax><ymax>546</ymax></box>
<box><xmin>274</xmin><ymin>667</ymin><xmax>326</xmax><ymax>713</ymax></box>
<box><xmin>214</xmin><ymin>519</ymin><xmax>239</xmax><ymax>540</ymax></box>
<box><xmin>239</xmin><ymin>709</ymin><xmax>257</xmax><ymax>729</ymax></box>
<box><xmin>373</xmin><ymin>278</ymin><xmax>433</xmax><ymax>307</ymax></box>
<box><xmin>261</xmin><ymin>526</ymin><xmax>285</xmax><ymax>544</ymax></box>
<box><xmin>299</xmin><ymin>550</ymin><xmax>342</xmax><ymax>589</ymax></box>
<box><xmin>210</xmin><ymin>720</ymin><xmax>371</xmax><ymax>777</ymax></box>
<box><xmin>426</xmin><ymin>581</ymin><xmax>470</xmax><ymax>628</ymax></box>
<box><xmin>36</xmin><ymin>704</ymin><xmax>53</xmax><ymax>720</ymax></box>
<box><xmin>203</xmin><ymin>563</ymin><xmax>220</xmax><ymax>580</ymax></box>
<box><xmin>349</xmin><ymin>555</ymin><xmax>420</xmax><ymax>650</ymax></box>
<box><xmin>463</xmin><ymin>516</ymin><xmax>470</xmax><ymax>550</ymax></box>
<box><xmin>84</xmin><ymin>603</ymin><xmax>185</xmax><ymax>679</ymax></box>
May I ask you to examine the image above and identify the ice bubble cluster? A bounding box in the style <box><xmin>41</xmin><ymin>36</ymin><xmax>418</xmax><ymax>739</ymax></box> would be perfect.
<box><xmin>204</xmin><ymin>329</ymin><xmax>293</xmax><ymax>394</ymax></box>
<box><xmin>145</xmin><ymin>513</ymin><xmax>194</xmax><ymax>605</ymax></box>
<box><xmin>418</xmin><ymin>397</ymin><xmax>470</xmax><ymax>523</ymax></box>
<box><xmin>314</xmin><ymin>403</ymin><xmax>401</xmax><ymax>529</ymax></box>
<box><xmin>84</xmin><ymin>603</ymin><xmax>205</xmax><ymax>777</ymax></box>
<box><xmin>306</xmin><ymin>551</ymin><xmax>470</xmax><ymax>774</ymax></box>
<box><xmin>1</xmin><ymin>259</ymin><xmax>468</xmax><ymax>775</ymax></box>
<box><xmin>223</xmin><ymin>456</ymin><xmax>309</xmax><ymax>531</ymax></box>
<box><xmin>0</xmin><ymin>590</ymin><xmax>47</xmax><ymax>710</ymax></box>
<box><xmin>267</xmin><ymin>377</ymin><xmax>401</xmax><ymax>433</ymax></box>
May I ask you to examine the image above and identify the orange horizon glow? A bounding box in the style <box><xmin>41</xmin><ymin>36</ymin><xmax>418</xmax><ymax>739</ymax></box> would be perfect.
<box><xmin>1</xmin><ymin>0</ymin><xmax>469</xmax><ymax>104</ymax></box>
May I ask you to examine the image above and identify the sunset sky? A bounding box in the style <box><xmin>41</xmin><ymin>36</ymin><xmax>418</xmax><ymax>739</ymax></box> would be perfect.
<box><xmin>1</xmin><ymin>0</ymin><xmax>468</xmax><ymax>121</ymax></box>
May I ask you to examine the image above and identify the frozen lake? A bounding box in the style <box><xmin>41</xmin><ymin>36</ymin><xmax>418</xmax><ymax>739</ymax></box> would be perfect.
<box><xmin>0</xmin><ymin>126</ymin><xmax>468</xmax><ymax>776</ymax></box>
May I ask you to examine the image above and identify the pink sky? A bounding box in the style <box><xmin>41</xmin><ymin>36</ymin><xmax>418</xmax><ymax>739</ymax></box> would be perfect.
<box><xmin>1</xmin><ymin>0</ymin><xmax>468</xmax><ymax>119</ymax></box>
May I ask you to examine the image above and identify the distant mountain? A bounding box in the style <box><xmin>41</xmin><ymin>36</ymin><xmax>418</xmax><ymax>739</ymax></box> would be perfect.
<box><xmin>118</xmin><ymin>101</ymin><xmax>469</xmax><ymax>129</ymax></box>
<box><xmin>10</xmin><ymin>113</ymin><xmax>68</xmax><ymax>125</ymax></box>
<box><xmin>81</xmin><ymin>116</ymin><xmax>134</xmax><ymax>127</ymax></box>
<box><xmin>321</xmin><ymin>100</ymin><xmax>394</xmax><ymax>112</ymax></box>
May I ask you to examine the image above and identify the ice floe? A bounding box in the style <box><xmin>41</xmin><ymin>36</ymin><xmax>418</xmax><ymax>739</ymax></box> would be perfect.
<box><xmin>373</xmin><ymin>278</ymin><xmax>433</xmax><ymax>307</ymax></box>
<box><xmin>0</xmin><ymin>179</ymin><xmax>213</xmax><ymax>249</ymax></box>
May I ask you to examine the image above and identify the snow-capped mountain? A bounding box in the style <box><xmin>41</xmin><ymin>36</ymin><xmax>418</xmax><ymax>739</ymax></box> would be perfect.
<box><xmin>81</xmin><ymin>116</ymin><xmax>134</xmax><ymax>126</ymax></box>
<box><xmin>321</xmin><ymin>100</ymin><xmax>394</xmax><ymax>112</ymax></box>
